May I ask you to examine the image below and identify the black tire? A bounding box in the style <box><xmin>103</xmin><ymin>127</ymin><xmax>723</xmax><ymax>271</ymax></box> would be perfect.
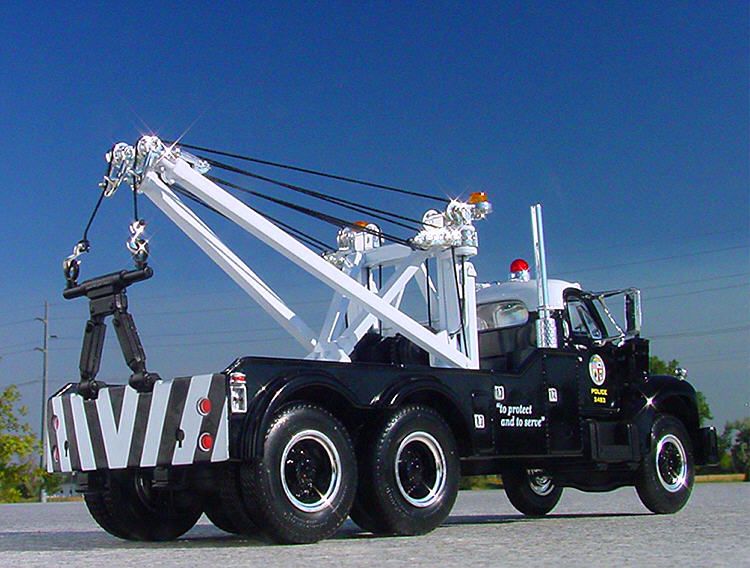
<box><xmin>240</xmin><ymin>403</ymin><xmax>357</xmax><ymax>544</ymax></box>
<box><xmin>349</xmin><ymin>493</ymin><xmax>390</xmax><ymax>534</ymax></box>
<box><xmin>352</xmin><ymin>405</ymin><xmax>460</xmax><ymax>536</ymax></box>
<box><xmin>84</xmin><ymin>469</ymin><xmax>203</xmax><ymax>541</ymax></box>
<box><xmin>83</xmin><ymin>489</ymin><xmax>132</xmax><ymax>540</ymax></box>
<box><xmin>635</xmin><ymin>414</ymin><xmax>695</xmax><ymax>514</ymax></box>
<box><xmin>503</xmin><ymin>468</ymin><xmax>562</xmax><ymax>516</ymax></box>
<box><xmin>204</xmin><ymin>463</ymin><xmax>260</xmax><ymax>535</ymax></box>
<box><xmin>204</xmin><ymin>500</ymin><xmax>240</xmax><ymax>534</ymax></box>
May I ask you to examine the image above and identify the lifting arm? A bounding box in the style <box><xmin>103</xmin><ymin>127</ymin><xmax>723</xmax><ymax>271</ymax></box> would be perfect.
<box><xmin>96</xmin><ymin>137</ymin><xmax>492</xmax><ymax>369</ymax></box>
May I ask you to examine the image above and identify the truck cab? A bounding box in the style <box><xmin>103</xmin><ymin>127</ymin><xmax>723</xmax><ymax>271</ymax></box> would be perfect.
<box><xmin>472</xmin><ymin>260</ymin><xmax>715</xmax><ymax>505</ymax></box>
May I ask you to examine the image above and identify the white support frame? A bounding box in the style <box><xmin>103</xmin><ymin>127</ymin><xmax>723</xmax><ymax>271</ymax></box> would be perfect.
<box><xmin>115</xmin><ymin>137</ymin><xmax>491</xmax><ymax>369</ymax></box>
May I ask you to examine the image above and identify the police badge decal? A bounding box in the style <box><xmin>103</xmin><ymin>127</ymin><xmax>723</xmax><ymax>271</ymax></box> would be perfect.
<box><xmin>589</xmin><ymin>354</ymin><xmax>606</xmax><ymax>386</ymax></box>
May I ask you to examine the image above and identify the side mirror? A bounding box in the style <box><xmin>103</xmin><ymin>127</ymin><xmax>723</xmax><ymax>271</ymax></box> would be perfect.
<box><xmin>625</xmin><ymin>289</ymin><xmax>642</xmax><ymax>336</ymax></box>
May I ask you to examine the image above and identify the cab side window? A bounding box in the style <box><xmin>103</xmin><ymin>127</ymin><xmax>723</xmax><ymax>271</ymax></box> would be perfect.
<box><xmin>566</xmin><ymin>297</ymin><xmax>603</xmax><ymax>340</ymax></box>
<box><xmin>477</xmin><ymin>300</ymin><xmax>529</xmax><ymax>331</ymax></box>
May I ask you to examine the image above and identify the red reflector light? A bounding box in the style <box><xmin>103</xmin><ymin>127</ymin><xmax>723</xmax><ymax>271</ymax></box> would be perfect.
<box><xmin>230</xmin><ymin>372</ymin><xmax>246</xmax><ymax>383</ymax></box>
<box><xmin>52</xmin><ymin>415</ymin><xmax>60</xmax><ymax>431</ymax></box>
<box><xmin>52</xmin><ymin>445</ymin><xmax>60</xmax><ymax>463</ymax></box>
<box><xmin>198</xmin><ymin>433</ymin><xmax>214</xmax><ymax>452</ymax></box>
<box><xmin>197</xmin><ymin>398</ymin><xmax>212</xmax><ymax>416</ymax></box>
<box><xmin>510</xmin><ymin>258</ymin><xmax>529</xmax><ymax>273</ymax></box>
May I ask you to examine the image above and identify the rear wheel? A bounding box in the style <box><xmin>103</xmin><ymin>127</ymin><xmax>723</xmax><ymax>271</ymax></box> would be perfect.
<box><xmin>240</xmin><ymin>403</ymin><xmax>357</xmax><ymax>544</ymax></box>
<box><xmin>204</xmin><ymin>500</ymin><xmax>239</xmax><ymax>534</ymax></box>
<box><xmin>205</xmin><ymin>463</ymin><xmax>259</xmax><ymax>535</ymax></box>
<box><xmin>636</xmin><ymin>414</ymin><xmax>694</xmax><ymax>514</ymax></box>
<box><xmin>351</xmin><ymin>405</ymin><xmax>460</xmax><ymax>536</ymax></box>
<box><xmin>84</xmin><ymin>469</ymin><xmax>203</xmax><ymax>541</ymax></box>
<box><xmin>503</xmin><ymin>468</ymin><xmax>562</xmax><ymax>516</ymax></box>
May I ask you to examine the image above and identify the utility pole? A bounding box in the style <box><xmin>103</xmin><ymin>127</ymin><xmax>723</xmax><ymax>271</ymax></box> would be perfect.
<box><xmin>35</xmin><ymin>301</ymin><xmax>49</xmax><ymax>503</ymax></box>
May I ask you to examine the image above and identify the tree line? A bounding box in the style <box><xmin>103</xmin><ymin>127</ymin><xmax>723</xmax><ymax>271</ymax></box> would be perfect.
<box><xmin>0</xmin><ymin>385</ymin><xmax>59</xmax><ymax>502</ymax></box>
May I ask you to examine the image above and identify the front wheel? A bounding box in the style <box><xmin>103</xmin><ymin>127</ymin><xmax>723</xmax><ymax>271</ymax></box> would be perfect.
<box><xmin>503</xmin><ymin>468</ymin><xmax>562</xmax><ymax>516</ymax></box>
<box><xmin>635</xmin><ymin>414</ymin><xmax>694</xmax><ymax>514</ymax></box>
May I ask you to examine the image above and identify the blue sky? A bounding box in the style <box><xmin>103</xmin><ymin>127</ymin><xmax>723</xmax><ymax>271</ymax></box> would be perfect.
<box><xmin>0</xmin><ymin>2</ymin><xmax>747</xmax><ymax>430</ymax></box>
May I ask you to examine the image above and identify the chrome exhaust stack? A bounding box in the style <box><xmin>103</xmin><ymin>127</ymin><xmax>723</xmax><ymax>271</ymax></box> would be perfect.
<box><xmin>531</xmin><ymin>204</ymin><xmax>558</xmax><ymax>349</ymax></box>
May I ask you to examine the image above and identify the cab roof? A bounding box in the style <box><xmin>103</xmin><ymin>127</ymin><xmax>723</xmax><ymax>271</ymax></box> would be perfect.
<box><xmin>476</xmin><ymin>279</ymin><xmax>581</xmax><ymax>311</ymax></box>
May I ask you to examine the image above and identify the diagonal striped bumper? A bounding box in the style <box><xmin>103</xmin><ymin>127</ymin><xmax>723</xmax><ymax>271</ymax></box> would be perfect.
<box><xmin>46</xmin><ymin>374</ymin><xmax>230</xmax><ymax>473</ymax></box>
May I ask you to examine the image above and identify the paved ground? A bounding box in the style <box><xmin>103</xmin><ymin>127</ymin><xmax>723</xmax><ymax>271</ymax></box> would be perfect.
<box><xmin>0</xmin><ymin>483</ymin><xmax>747</xmax><ymax>567</ymax></box>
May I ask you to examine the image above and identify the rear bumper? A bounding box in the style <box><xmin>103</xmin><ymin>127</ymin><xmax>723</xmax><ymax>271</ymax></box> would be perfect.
<box><xmin>696</xmin><ymin>426</ymin><xmax>719</xmax><ymax>465</ymax></box>
<box><xmin>46</xmin><ymin>374</ymin><xmax>230</xmax><ymax>473</ymax></box>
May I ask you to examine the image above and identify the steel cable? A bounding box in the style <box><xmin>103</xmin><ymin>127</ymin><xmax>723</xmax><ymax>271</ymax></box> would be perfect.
<box><xmin>169</xmin><ymin>140</ymin><xmax>449</xmax><ymax>203</ymax></box>
<box><xmin>203</xmin><ymin>157</ymin><xmax>428</xmax><ymax>231</ymax></box>
<box><xmin>208</xmin><ymin>175</ymin><xmax>412</xmax><ymax>246</ymax></box>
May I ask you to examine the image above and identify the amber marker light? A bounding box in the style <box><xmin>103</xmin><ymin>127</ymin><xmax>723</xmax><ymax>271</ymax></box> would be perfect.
<box><xmin>468</xmin><ymin>191</ymin><xmax>488</xmax><ymax>204</ymax></box>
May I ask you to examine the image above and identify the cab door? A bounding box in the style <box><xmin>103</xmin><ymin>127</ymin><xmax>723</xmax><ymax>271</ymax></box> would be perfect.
<box><xmin>564</xmin><ymin>293</ymin><xmax>624</xmax><ymax>416</ymax></box>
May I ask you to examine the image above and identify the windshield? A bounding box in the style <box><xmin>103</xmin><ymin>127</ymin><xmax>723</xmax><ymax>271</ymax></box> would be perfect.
<box><xmin>566</xmin><ymin>297</ymin><xmax>603</xmax><ymax>340</ymax></box>
<box><xmin>593</xmin><ymin>297</ymin><xmax>625</xmax><ymax>339</ymax></box>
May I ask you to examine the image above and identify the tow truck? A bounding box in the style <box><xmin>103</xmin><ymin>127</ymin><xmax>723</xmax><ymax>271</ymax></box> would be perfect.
<box><xmin>47</xmin><ymin>136</ymin><xmax>719</xmax><ymax>543</ymax></box>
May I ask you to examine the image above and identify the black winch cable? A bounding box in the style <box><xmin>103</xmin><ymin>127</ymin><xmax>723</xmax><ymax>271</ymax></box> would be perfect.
<box><xmin>451</xmin><ymin>247</ymin><xmax>467</xmax><ymax>349</ymax></box>
<box><xmin>203</xmin><ymin>157</ymin><xmax>428</xmax><ymax>231</ymax></box>
<box><xmin>168</xmin><ymin>140</ymin><xmax>449</xmax><ymax>203</ymax></box>
<box><xmin>209</xmin><ymin>175</ymin><xmax>412</xmax><ymax>247</ymax></box>
<box><xmin>132</xmin><ymin>184</ymin><xmax>140</xmax><ymax>222</ymax></box>
<box><xmin>81</xmin><ymin>190</ymin><xmax>106</xmax><ymax>244</ymax></box>
<box><xmin>172</xmin><ymin>185</ymin><xmax>332</xmax><ymax>253</ymax></box>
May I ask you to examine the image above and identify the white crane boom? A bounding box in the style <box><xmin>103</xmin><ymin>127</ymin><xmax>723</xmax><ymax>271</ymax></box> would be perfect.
<box><xmin>103</xmin><ymin>137</ymin><xmax>493</xmax><ymax>369</ymax></box>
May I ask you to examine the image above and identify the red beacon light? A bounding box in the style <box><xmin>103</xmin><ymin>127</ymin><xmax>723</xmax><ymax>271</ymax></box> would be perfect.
<box><xmin>509</xmin><ymin>258</ymin><xmax>530</xmax><ymax>282</ymax></box>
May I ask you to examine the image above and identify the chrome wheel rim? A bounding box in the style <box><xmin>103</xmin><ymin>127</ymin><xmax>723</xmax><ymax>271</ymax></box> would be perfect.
<box><xmin>280</xmin><ymin>429</ymin><xmax>341</xmax><ymax>513</ymax></box>
<box><xmin>527</xmin><ymin>469</ymin><xmax>555</xmax><ymax>497</ymax></box>
<box><xmin>394</xmin><ymin>431</ymin><xmax>446</xmax><ymax>508</ymax></box>
<box><xmin>655</xmin><ymin>434</ymin><xmax>687</xmax><ymax>493</ymax></box>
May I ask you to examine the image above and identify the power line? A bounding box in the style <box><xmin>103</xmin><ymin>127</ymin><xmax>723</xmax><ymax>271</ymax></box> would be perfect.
<box><xmin>50</xmin><ymin>269</ymin><xmax>746</xmax><ymax>312</ymax></box>
<box><xmin>49</xmin><ymin>296</ymin><xmax>331</xmax><ymax>321</ymax></box>
<box><xmin>675</xmin><ymin>354</ymin><xmax>749</xmax><ymax>365</ymax></box>
<box><xmin>0</xmin><ymin>348</ymin><xmax>36</xmax><ymax>358</ymax></box>
<box><xmin>0</xmin><ymin>378</ymin><xmax>40</xmax><ymax>388</ymax></box>
<box><xmin>52</xmin><ymin>324</ymin><xmax>285</xmax><ymax>342</ymax></box>
<box><xmin>564</xmin><ymin>227</ymin><xmax>748</xmax><ymax>256</ymax></box>
<box><xmin>48</xmin><ymin>333</ymin><xmax>293</xmax><ymax>352</ymax></box>
<box><xmin>639</xmin><ymin>271</ymin><xmax>750</xmax><ymax>291</ymax></box>
<box><xmin>0</xmin><ymin>340</ymin><xmax>39</xmax><ymax>352</ymax></box>
<box><xmin>650</xmin><ymin>324</ymin><xmax>750</xmax><ymax>340</ymax></box>
<box><xmin>0</xmin><ymin>318</ymin><xmax>35</xmax><ymax>329</ymax></box>
<box><xmin>553</xmin><ymin>244</ymin><xmax>749</xmax><ymax>277</ymax></box>
<box><xmin>645</xmin><ymin>282</ymin><xmax>749</xmax><ymax>301</ymax></box>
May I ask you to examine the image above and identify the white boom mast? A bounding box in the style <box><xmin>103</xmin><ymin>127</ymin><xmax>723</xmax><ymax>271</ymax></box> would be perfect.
<box><xmin>103</xmin><ymin>137</ymin><xmax>492</xmax><ymax>369</ymax></box>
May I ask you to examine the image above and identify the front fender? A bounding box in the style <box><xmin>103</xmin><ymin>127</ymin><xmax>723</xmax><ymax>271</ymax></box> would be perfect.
<box><xmin>623</xmin><ymin>375</ymin><xmax>701</xmax><ymax>459</ymax></box>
